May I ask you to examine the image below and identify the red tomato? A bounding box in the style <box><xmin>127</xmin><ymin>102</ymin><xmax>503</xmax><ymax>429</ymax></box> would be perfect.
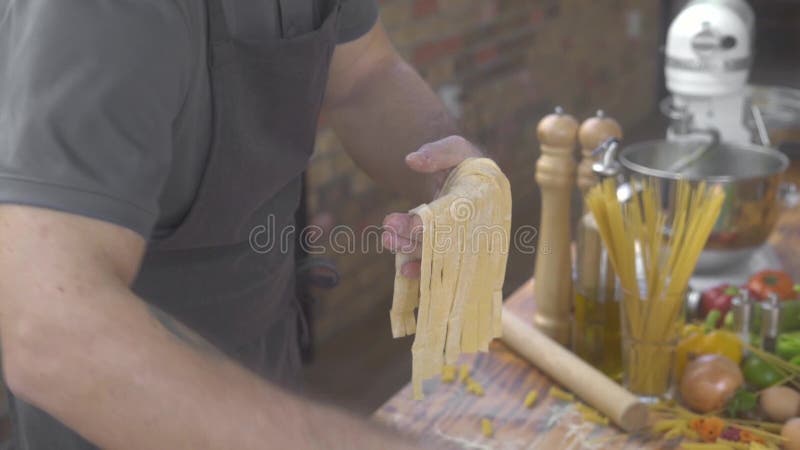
<box><xmin>747</xmin><ymin>270</ymin><xmax>795</xmax><ymax>301</ymax></box>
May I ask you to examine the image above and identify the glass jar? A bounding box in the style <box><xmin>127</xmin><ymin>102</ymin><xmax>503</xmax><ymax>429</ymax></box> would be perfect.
<box><xmin>620</xmin><ymin>288</ymin><xmax>685</xmax><ymax>402</ymax></box>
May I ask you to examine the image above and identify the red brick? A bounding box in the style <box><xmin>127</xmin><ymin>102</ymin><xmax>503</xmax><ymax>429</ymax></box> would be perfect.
<box><xmin>479</xmin><ymin>1</ymin><xmax>498</xmax><ymax>23</ymax></box>
<box><xmin>530</xmin><ymin>8</ymin><xmax>544</xmax><ymax>25</ymax></box>
<box><xmin>412</xmin><ymin>35</ymin><xmax>463</xmax><ymax>65</ymax></box>
<box><xmin>412</xmin><ymin>0</ymin><xmax>438</xmax><ymax>18</ymax></box>
<box><xmin>474</xmin><ymin>45</ymin><xmax>498</xmax><ymax>65</ymax></box>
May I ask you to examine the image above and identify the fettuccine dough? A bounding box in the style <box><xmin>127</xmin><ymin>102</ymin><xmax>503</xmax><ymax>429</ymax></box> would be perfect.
<box><xmin>390</xmin><ymin>158</ymin><xmax>512</xmax><ymax>399</ymax></box>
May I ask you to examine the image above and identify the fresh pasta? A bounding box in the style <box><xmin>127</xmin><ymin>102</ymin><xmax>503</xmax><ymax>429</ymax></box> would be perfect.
<box><xmin>390</xmin><ymin>158</ymin><xmax>512</xmax><ymax>399</ymax></box>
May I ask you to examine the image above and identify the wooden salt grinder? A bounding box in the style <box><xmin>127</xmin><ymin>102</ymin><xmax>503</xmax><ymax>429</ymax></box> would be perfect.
<box><xmin>577</xmin><ymin>110</ymin><xmax>623</xmax><ymax>199</ymax></box>
<box><xmin>533</xmin><ymin>107</ymin><xmax>578</xmax><ymax>345</ymax></box>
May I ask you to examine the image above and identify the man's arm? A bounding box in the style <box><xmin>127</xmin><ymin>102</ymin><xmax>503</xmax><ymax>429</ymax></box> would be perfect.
<box><xmin>323</xmin><ymin>20</ymin><xmax>484</xmax><ymax>277</ymax></box>
<box><xmin>0</xmin><ymin>205</ymin><xmax>415</xmax><ymax>449</ymax></box>
<box><xmin>323</xmin><ymin>21</ymin><xmax>478</xmax><ymax>203</ymax></box>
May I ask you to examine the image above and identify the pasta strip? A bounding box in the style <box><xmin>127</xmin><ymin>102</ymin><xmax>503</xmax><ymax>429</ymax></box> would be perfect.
<box><xmin>410</xmin><ymin>205</ymin><xmax>434</xmax><ymax>399</ymax></box>
<box><xmin>390</xmin><ymin>158</ymin><xmax>512</xmax><ymax>399</ymax></box>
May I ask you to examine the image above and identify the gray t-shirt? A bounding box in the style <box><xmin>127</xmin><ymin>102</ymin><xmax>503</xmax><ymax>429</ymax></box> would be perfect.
<box><xmin>0</xmin><ymin>0</ymin><xmax>377</xmax><ymax>238</ymax></box>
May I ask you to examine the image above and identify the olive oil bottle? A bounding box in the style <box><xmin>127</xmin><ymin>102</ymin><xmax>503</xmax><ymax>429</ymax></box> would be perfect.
<box><xmin>573</xmin><ymin>212</ymin><xmax>622</xmax><ymax>381</ymax></box>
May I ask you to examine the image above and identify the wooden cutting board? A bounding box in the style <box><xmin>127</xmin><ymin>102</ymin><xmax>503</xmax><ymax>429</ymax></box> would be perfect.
<box><xmin>374</xmin><ymin>279</ymin><xmax>674</xmax><ymax>449</ymax></box>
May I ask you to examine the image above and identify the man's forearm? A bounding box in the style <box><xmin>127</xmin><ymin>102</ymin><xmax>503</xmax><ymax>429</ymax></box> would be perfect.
<box><xmin>326</xmin><ymin>55</ymin><xmax>460</xmax><ymax>202</ymax></box>
<box><xmin>6</xmin><ymin>285</ymin><xmax>413</xmax><ymax>450</ymax></box>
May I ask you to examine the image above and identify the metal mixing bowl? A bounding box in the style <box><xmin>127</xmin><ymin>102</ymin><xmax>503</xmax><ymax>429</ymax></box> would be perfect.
<box><xmin>617</xmin><ymin>140</ymin><xmax>792</xmax><ymax>271</ymax></box>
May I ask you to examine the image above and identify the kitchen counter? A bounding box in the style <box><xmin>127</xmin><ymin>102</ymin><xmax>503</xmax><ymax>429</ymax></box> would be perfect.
<box><xmin>374</xmin><ymin>158</ymin><xmax>800</xmax><ymax>449</ymax></box>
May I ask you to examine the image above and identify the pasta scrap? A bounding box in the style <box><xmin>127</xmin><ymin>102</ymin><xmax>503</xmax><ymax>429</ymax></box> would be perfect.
<box><xmin>581</xmin><ymin>409</ymin><xmax>609</xmax><ymax>426</ymax></box>
<box><xmin>523</xmin><ymin>390</ymin><xmax>538</xmax><ymax>408</ymax></box>
<box><xmin>458</xmin><ymin>364</ymin><xmax>471</xmax><ymax>384</ymax></box>
<box><xmin>441</xmin><ymin>365</ymin><xmax>457</xmax><ymax>383</ymax></box>
<box><xmin>390</xmin><ymin>158</ymin><xmax>512</xmax><ymax>399</ymax></box>
<box><xmin>549</xmin><ymin>386</ymin><xmax>575</xmax><ymax>402</ymax></box>
<box><xmin>481</xmin><ymin>418</ymin><xmax>494</xmax><ymax>438</ymax></box>
<box><xmin>465</xmin><ymin>378</ymin><xmax>485</xmax><ymax>397</ymax></box>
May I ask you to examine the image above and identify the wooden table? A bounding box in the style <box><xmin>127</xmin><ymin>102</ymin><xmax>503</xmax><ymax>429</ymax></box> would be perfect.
<box><xmin>374</xmin><ymin>164</ymin><xmax>800</xmax><ymax>449</ymax></box>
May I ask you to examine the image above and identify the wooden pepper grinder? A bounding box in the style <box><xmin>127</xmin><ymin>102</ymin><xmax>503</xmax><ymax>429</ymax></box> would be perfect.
<box><xmin>533</xmin><ymin>107</ymin><xmax>578</xmax><ymax>345</ymax></box>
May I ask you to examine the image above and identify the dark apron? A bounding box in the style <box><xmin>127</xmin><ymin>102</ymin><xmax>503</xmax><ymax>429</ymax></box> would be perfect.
<box><xmin>6</xmin><ymin>0</ymin><xmax>340</xmax><ymax>448</ymax></box>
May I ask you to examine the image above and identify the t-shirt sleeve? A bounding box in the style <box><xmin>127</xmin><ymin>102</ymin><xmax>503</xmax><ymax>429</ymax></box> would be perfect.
<box><xmin>337</xmin><ymin>0</ymin><xmax>379</xmax><ymax>43</ymax></box>
<box><xmin>0</xmin><ymin>0</ymin><xmax>192</xmax><ymax>238</ymax></box>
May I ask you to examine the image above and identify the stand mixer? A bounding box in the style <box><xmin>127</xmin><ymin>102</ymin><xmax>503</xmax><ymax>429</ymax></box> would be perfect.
<box><xmin>662</xmin><ymin>0</ymin><xmax>760</xmax><ymax>146</ymax></box>
<box><xmin>659</xmin><ymin>0</ymin><xmax>792</xmax><ymax>289</ymax></box>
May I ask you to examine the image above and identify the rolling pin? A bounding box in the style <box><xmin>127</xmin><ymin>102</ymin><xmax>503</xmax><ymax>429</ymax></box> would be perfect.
<box><xmin>502</xmin><ymin>308</ymin><xmax>649</xmax><ymax>433</ymax></box>
<box><xmin>532</xmin><ymin>107</ymin><xmax>578</xmax><ymax>345</ymax></box>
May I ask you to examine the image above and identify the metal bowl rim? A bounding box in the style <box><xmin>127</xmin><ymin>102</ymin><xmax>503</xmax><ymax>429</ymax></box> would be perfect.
<box><xmin>619</xmin><ymin>139</ymin><xmax>789</xmax><ymax>183</ymax></box>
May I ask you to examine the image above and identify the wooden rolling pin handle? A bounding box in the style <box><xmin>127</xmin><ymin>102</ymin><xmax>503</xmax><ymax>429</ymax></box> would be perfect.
<box><xmin>577</xmin><ymin>110</ymin><xmax>623</xmax><ymax>195</ymax></box>
<box><xmin>533</xmin><ymin>107</ymin><xmax>578</xmax><ymax>345</ymax></box>
<box><xmin>502</xmin><ymin>309</ymin><xmax>649</xmax><ymax>433</ymax></box>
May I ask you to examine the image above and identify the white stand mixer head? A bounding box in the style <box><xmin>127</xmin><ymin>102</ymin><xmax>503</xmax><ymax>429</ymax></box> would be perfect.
<box><xmin>663</xmin><ymin>0</ymin><xmax>756</xmax><ymax>145</ymax></box>
<box><xmin>665</xmin><ymin>0</ymin><xmax>753</xmax><ymax>97</ymax></box>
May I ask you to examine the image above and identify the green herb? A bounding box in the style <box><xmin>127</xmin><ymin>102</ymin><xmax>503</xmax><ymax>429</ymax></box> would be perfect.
<box><xmin>724</xmin><ymin>286</ymin><xmax>741</xmax><ymax>296</ymax></box>
<box><xmin>723</xmin><ymin>311</ymin><xmax>735</xmax><ymax>330</ymax></box>
<box><xmin>704</xmin><ymin>310</ymin><xmax>722</xmax><ymax>332</ymax></box>
<box><xmin>726</xmin><ymin>389</ymin><xmax>758</xmax><ymax>417</ymax></box>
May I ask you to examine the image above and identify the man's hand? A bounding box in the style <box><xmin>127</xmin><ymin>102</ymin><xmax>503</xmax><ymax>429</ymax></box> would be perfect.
<box><xmin>382</xmin><ymin>135</ymin><xmax>483</xmax><ymax>279</ymax></box>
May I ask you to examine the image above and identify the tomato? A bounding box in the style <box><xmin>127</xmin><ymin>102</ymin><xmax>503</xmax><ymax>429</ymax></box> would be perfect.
<box><xmin>747</xmin><ymin>270</ymin><xmax>795</xmax><ymax>301</ymax></box>
<box><xmin>741</xmin><ymin>355</ymin><xmax>783</xmax><ymax>389</ymax></box>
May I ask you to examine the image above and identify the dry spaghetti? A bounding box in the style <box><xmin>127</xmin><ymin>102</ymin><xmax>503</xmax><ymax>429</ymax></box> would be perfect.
<box><xmin>585</xmin><ymin>178</ymin><xmax>725</xmax><ymax>396</ymax></box>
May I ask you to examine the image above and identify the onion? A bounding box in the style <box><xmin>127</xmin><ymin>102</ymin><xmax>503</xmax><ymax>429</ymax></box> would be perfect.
<box><xmin>680</xmin><ymin>354</ymin><xmax>744</xmax><ymax>413</ymax></box>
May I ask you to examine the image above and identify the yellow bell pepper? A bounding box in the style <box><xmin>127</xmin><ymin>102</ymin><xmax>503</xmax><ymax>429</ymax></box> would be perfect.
<box><xmin>676</xmin><ymin>311</ymin><xmax>743</xmax><ymax>380</ymax></box>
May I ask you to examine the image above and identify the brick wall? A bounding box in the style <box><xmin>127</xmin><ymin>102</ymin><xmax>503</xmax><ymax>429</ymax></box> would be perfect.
<box><xmin>307</xmin><ymin>0</ymin><xmax>664</xmax><ymax>341</ymax></box>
